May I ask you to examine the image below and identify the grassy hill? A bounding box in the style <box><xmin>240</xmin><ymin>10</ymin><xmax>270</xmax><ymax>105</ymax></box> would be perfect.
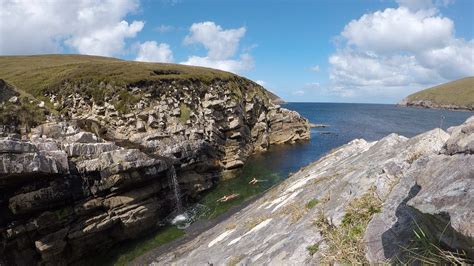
<box><xmin>0</xmin><ymin>54</ymin><xmax>234</xmax><ymax>97</ymax></box>
<box><xmin>0</xmin><ymin>54</ymin><xmax>283</xmax><ymax>105</ymax></box>
<box><xmin>400</xmin><ymin>77</ymin><xmax>474</xmax><ymax>110</ymax></box>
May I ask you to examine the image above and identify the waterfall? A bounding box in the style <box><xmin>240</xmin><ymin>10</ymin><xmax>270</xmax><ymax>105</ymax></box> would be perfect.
<box><xmin>168</xmin><ymin>165</ymin><xmax>183</xmax><ymax>213</ymax></box>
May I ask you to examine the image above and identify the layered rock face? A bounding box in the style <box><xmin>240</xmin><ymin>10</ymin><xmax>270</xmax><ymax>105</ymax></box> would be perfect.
<box><xmin>148</xmin><ymin>116</ymin><xmax>473</xmax><ymax>265</ymax></box>
<box><xmin>58</xmin><ymin>79</ymin><xmax>309</xmax><ymax>171</ymax></box>
<box><xmin>0</xmin><ymin>79</ymin><xmax>309</xmax><ymax>265</ymax></box>
<box><xmin>0</xmin><ymin>125</ymin><xmax>172</xmax><ymax>265</ymax></box>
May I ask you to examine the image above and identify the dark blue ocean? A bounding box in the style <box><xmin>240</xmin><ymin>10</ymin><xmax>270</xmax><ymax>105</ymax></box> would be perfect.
<box><xmin>241</xmin><ymin>102</ymin><xmax>473</xmax><ymax>181</ymax></box>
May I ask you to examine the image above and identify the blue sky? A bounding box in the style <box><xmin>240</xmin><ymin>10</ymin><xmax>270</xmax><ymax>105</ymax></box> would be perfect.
<box><xmin>1</xmin><ymin>0</ymin><xmax>473</xmax><ymax>103</ymax></box>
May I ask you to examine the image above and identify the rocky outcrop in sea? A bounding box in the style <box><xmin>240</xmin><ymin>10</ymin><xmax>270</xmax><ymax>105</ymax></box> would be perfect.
<box><xmin>0</xmin><ymin>78</ymin><xmax>309</xmax><ymax>265</ymax></box>
<box><xmin>147</xmin><ymin>116</ymin><xmax>474</xmax><ymax>265</ymax></box>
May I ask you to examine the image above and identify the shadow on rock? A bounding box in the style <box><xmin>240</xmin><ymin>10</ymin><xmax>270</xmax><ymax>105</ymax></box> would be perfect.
<box><xmin>381</xmin><ymin>183</ymin><xmax>421</xmax><ymax>260</ymax></box>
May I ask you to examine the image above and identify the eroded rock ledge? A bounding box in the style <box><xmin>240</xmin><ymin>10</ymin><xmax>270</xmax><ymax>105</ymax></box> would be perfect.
<box><xmin>147</xmin><ymin>116</ymin><xmax>473</xmax><ymax>265</ymax></box>
<box><xmin>0</xmin><ymin>78</ymin><xmax>309</xmax><ymax>265</ymax></box>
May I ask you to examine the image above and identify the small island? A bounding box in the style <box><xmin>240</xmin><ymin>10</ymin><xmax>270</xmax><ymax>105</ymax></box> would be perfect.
<box><xmin>399</xmin><ymin>77</ymin><xmax>474</xmax><ymax>111</ymax></box>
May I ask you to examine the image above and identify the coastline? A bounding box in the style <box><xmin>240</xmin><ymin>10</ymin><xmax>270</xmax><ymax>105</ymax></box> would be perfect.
<box><xmin>398</xmin><ymin>103</ymin><xmax>474</xmax><ymax>112</ymax></box>
<box><xmin>145</xmin><ymin>116</ymin><xmax>474</xmax><ymax>265</ymax></box>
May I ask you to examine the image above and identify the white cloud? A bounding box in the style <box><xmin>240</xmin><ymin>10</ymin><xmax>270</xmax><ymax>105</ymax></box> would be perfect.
<box><xmin>135</xmin><ymin>41</ymin><xmax>174</xmax><ymax>63</ymax></box>
<box><xmin>181</xmin><ymin>21</ymin><xmax>253</xmax><ymax>74</ymax></box>
<box><xmin>182</xmin><ymin>53</ymin><xmax>253</xmax><ymax>73</ymax></box>
<box><xmin>0</xmin><ymin>0</ymin><xmax>143</xmax><ymax>56</ymax></box>
<box><xmin>155</xmin><ymin>24</ymin><xmax>175</xmax><ymax>33</ymax></box>
<box><xmin>341</xmin><ymin>7</ymin><xmax>453</xmax><ymax>54</ymax></box>
<box><xmin>67</xmin><ymin>20</ymin><xmax>143</xmax><ymax>56</ymax></box>
<box><xmin>328</xmin><ymin>1</ymin><xmax>474</xmax><ymax>101</ymax></box>
<box><xmin>255</xmin><ymin>80</ymin><xmax>267</xmax><ymax>86</ymax></box>
<box><xmin>184</xmin><ymin>21</ymin><xmax>246</xmax><ymax>60</ymax></box>
<box><xmin>310</xmin><ymin>65</ymin><xmax>320</xmax><ymax>72</ymax></box>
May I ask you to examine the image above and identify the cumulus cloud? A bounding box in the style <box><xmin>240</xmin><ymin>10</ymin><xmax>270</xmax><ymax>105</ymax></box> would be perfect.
<box><xmin>341</xmin><ymin>8</ymin><xmax>453</xmax><ymax>54</ymax></box>
<box><xmin>255</xmin><ymin>80</ymin><xmax>267</xmax><ymax>86</ymax></box>
<box><xmin>135</xmin><ymin>41</ymin><xmax>174</xmax><ymax>63</ymax></box>
<box><xmin>182</xmin><ymin>53</ymin><xmax>253</xmax><ymax>73</ymax></box>
<box><xmin>328</xmin><ymin>0</ymin><xmax>474</xmax><ymax>101</ymax></box>
<box><xmin>184</xmin><ymin>22</ymin><xmax>245</xmax><ymax>60</ymax></box>
<box><xmin>67</xmin><ymin>20</ymin><xmax>143</xmax><ymax>56</ymax></box>
<box><xmin>0</xmin><ymin>0</ymin><xmax>143</xmax><ymax>56</ymax></box>
<box><xmin>181</xmin><ymin>21</ymin><xmax>253</xmax><ymax>73</ymax></box>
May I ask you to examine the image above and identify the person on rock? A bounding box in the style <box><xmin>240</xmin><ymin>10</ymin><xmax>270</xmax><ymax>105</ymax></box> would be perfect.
<box><xmin>249</xmin><ymin>177</ymin><xmax>267</xmax><ymax>185</ymax></box>
<box><xmin>217</xmin><ymin>193</ymin><xmax>240</xmax><ymax>202</ymax></box>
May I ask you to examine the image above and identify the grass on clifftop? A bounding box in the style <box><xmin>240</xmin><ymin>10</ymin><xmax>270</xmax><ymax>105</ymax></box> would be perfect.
<box><xmin>0</xmin><ymin>54</ymin><xmax>281</xmax><ymax>111</ymax></box>
<box><xmin>404</xmin><ymin>77</ymin><xmax>474</xmax><ymax>108</ymax></box>
<box><xmin>0</xmin><ymin>54</ymin><xmax>235</xmax><ymax>97</ymax></box>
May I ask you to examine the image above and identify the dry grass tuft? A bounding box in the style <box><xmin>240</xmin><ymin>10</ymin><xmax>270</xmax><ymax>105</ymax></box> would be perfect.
<box><xmin>275</xmin><ymin>202</ymin><xmax>307</xmax><ymax>224</ymax></box>
<box><xmin>313</xmin><ymin>189</ymin><xmax>382</xmax><ymax>264</ymax></box>
<box><xmin>397</xmin><ymin>221</ymin><xmax>474</xmax><ymax>264</ymax></box>
<box><xmin>225</xmin><ymin>223</ymin><xmax>237</xmax><ymax>230</ymax></box>
<box><xmin>226</xmin><ymin>255</ymin><xmax>244</xmax><ymax>266</ymax></box>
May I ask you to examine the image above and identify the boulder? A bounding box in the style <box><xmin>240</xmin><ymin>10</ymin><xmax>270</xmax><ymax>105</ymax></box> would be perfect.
<box><xmin>0</xmin><ymin>139</ymin><xmax>37</xmax><ymax>153</ymax></box>
<box><xmin>65</xmin><ymin>132</ymin><xmax>99</xmax><ymax>143</ymax></box>
<box><xmin>8</xmin><ymin>96</ymin><xmax>18</xmax><ymax>103</ymax></box>
<box><xmin>443</xmin><ymin>116</ymin><xmax>474</xmax><ymax>154</ymax></box>
<box><xmin>0</xmin><ymin>151</ymin><xmax>69</xmax><ymax>176</ymax></box>
<box><xmin>62</xmin><ymin>142</ymin><xmax>118</xmax><ymax>158</ymax></box>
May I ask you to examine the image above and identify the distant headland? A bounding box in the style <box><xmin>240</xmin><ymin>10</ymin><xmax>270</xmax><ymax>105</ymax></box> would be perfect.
<box><xmin>399</xmin><ymin>77</ymin><xmax>474</xmax><ymax>111</ymax></box>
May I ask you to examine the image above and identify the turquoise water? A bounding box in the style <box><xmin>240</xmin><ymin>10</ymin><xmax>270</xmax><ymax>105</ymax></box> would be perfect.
<box><xmin>104</xmin><ymin>103</ymin><xmax>473</xmax><ymax>264</ymax></box>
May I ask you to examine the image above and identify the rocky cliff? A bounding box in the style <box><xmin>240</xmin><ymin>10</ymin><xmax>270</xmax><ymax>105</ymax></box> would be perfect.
<box><xmin>146</xmin><ymin>116</ymin><xmax>474</xmax><ymax>265</ymax></box>
<box><xmin>0</xmin><ymin>55</ymin><xmax>310</xmax><ymax>265</ymax></box>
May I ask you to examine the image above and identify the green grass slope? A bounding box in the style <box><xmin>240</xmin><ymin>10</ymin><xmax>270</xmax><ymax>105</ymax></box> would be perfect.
<box><xmin>0</xmin><ymin>54</ymin><xmax>235</xmax><ymax>96</ymax></box>
<box><xmin>401</xmin><ymin>77</ymin><xmax>474</xmax><ymax>110</ymax></box>
<box><xmin>0</xmin><ymin>54</ymin><xmax>283</xmax><ymax>106</ymax></box>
